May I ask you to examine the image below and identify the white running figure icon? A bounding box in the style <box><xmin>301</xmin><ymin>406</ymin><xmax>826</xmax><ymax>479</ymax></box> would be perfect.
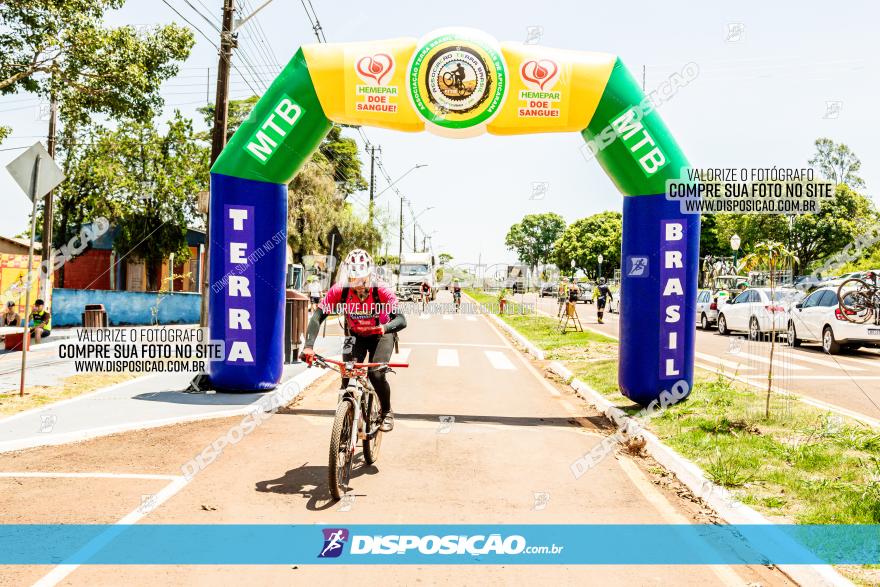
<box><xmin>321</xmin><ymin>530</ymin><xmax>346</xmax><ymax>557</ymax></box>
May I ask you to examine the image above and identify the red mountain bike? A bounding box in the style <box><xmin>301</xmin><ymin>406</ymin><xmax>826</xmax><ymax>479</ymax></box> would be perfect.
<box><xmin>305</xmin><ymin>354</ymin><xmax>408</xmax><ymax>500</ymax></box>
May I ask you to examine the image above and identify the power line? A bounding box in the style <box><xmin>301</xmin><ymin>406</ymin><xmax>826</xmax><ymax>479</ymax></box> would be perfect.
<box><xmin>159</xmin><ymin>0</ymin><xmax>263</xmax><ymax>97</ymax></box>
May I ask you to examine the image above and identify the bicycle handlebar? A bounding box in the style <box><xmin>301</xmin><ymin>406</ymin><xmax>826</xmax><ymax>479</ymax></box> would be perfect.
<box><xmin>302</xmin><ymin>353</ymin><xmax>409</xmax><ymax>372</ymax></box>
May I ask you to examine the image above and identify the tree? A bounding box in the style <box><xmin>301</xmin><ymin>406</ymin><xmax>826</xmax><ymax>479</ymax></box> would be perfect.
<box><xmin>808</xmin><ymin>137</ymin><xmax>865</xmax><ymax>189</ymax></box>
<box><xmin>504</xmin><ymin>213</ymin><xmax>566</xmax><ymax>272</ymax></box>
<box><xmin>438</xmin><ymin>252</ymin><xmax>453</xmax><ymax>265</ymax></box>
<box><xmin>0</xmin><ymin>1</ymin><xmax>194</xmax><ymax>127</ymax></box>
<box><xmin>740</xmin><ymin>241</ymin><xmax>798</xmax><ymax>419</ymax></box>
<box><xmin>55</xmin><ymin>112</ymin><xmax>209</xmax><ymax>290</ymax></box>
<box><xmin>552</xmin><ymin>211</ymin><xmax>622</xmax><ymax>278</ymax></box>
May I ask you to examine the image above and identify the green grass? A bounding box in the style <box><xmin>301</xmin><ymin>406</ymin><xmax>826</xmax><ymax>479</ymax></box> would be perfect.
<box><xmin>466</xmin><ymin>289</ymin><xmax>880</xmax><ymax>527</ymax></box>
<box><xmin>465</xmin><ymin>289</ymin><xmax>617</xmax><ymax>362</ymax></box>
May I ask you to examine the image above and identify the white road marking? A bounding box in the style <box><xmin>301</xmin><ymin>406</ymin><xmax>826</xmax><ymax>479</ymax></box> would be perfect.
<box><xmin>23</xmin><ymin>472</ymin><xmax>190</xmax><ymax>587</ymax></box>
<box><xmin>478</xmin><ymin>311</ymin><xmax>562</xmax><ymax>396</ymax></box>
<box><xmin>392</xmin><ymin>348</ymin><xmax>411</xmax><ymax>362</ymax></box>
<box><xmin>418</xmin><ymin>313</ymin><xmax>430</xmax><ymax>320</ymax></box>
<box><xmin>741</xmin><ymin>374</ymin><xmax>880</xmax><ymax>381</ymax></box>
<box><xmin>695</xmin><ymin>352</ymin><xmax>754</xmax><ymax>371</ymax></box>
<box><xmin>0</xmin><ymin>471</ymin><xmax>179</xmax><ymax>481</ymax></box>
<box><xmin>402</xmin><ymin>341</ymin><xmax>506</xmax><ymax>349</ymax></box>
<box><xmin>436</xmin><ymin>349</ymin><xmax>460</xmax><ymax>368</ymax></box>
<box><xmin>778</xmin><ymin>352</ymin><xmax>865</xmax><ymax>371</ymax></box>
<box><xmin>465</xmin><ymin>315</ymin><xmax>477</xmax><ymax>321</ymax></box>
<box><xmin>442</xmin><ymin>314</ymin><xmax>453</xmax><ymax>321</ymax></box>
<box><xmin>484</xmin><ymin>350</ymin><xmax>515</xmax><ymax>370</ymax></box>
<box><xmin>732</xmin><ymin>351</ymin><xmax>810</xmax><ymax>370</ymax></box>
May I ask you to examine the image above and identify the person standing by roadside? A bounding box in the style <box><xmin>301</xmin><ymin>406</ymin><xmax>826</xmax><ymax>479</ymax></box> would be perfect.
<box><xmin>306</xmin><ymin>277</ymin><xmax>322</xmax><ymax>312</ymax></box>
<box><xmin>3</xmin><ymin>301</ymin><xmax>20</xmax><ymax>326</ymax></box>
<box><xmin>593</xmin><ymin>278</ymin><xmax>612</xmax><ymax>324</ymax></box>
<box><xmin>557</xmin><ymin>278</ymin><xmax>568</xmax><ymax>316</ymax></box>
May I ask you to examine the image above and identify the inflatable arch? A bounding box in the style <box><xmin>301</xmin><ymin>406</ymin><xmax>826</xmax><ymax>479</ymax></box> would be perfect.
<box><xmin>208</xmin><ymin>28</ymin><xmax>699</xmax><ymax>406</ymax></box>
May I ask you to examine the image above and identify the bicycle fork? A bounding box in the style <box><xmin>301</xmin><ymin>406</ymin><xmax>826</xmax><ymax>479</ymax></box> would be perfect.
<box><xmin>344</xmin><ymin>395</ymin><xmax>360</xmax><ymax>492</ymax></box>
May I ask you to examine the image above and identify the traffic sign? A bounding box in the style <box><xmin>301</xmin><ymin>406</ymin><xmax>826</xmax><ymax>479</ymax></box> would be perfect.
<box><xmin>5</xmin><ymin>142</ymin><xmax>64</xmax><ymax>201</ymax></box>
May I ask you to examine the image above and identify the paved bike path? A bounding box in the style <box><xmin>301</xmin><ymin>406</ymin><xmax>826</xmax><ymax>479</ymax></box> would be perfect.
<box><xmin>47</xmin><ymin>293</ymin><xmax>791</xmax><ymax>586</ymax></box>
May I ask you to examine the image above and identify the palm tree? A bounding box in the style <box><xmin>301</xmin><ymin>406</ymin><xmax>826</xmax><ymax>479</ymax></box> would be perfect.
<box><xmin>740</xmin><ymin>240</ymin><xmax>799</xmax><ymax>419</ymax></box>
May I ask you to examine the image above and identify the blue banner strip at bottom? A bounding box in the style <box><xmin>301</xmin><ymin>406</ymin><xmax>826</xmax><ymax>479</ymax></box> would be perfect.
<box><xmin>1</xmin><ymin>525</ymin><xmax>879</xmax><ymax>565</ymax></box>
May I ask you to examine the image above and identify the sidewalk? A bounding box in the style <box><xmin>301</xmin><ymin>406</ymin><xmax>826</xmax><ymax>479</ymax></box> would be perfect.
<box><xmin>0</xmin><ymin>334</ymin><xmax>342</xmax><ymax>453</ymax></box>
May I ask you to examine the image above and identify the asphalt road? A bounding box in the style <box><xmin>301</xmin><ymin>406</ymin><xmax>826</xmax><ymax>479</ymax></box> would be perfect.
<box><xmin>0</xmin><ymin>291</ymin><xmax>792</xmax><ymax>586</ymax></box>
<box><xmin>527</xmin><ymin>292</ymin><xmax>880</xmax><ymax>424</ymax></box>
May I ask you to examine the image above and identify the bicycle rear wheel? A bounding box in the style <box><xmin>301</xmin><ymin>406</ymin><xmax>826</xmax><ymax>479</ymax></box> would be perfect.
<box><xmin>328</xmin><ymin>400</ymin><xmax>355</xmax><ymax>500</ymax></box>
<box><xmin>838</xmin><ymin>279</ymin><xmax>874</xmax><ymax>324</ymax></box>
<box><xmin>362</xmin><ymin>391</ymin><xmax>383</xmax><ymax>465</ymax></box>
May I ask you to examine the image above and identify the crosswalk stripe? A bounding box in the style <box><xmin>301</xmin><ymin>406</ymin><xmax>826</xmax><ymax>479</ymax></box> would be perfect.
<box><xmin>775</xmin><ymin>352</ymin><xmax>864</xmax><ymax>371</ymax></box>
<box><xmin>392</xmin><ymin>348</ymin><xmax>412</xmax><ymax>362</ymax></box>
<box><xmin>730</xmin><ymin>351</ymin><xmax>810</xmax><ymax>370</ymax></box>
<box><xmin>418</xmin><ymin>313</ymin><xmax>430</xmax><ymax>320</ymax></box>
<box><xmin>442</xmin><ymin>314</ymin><xmax>453</xmax><ymax>321</ymax></box>
<box><xmin>695</xmin><ymin>352</ymin><xmax>754</xmax><ymax>371</ymax></box>
<box><xmin>484</xmin><ymin>350</ymin><xmax>515</xmax><ymax>370</ymax></box>
<box><xmin>436</xmin><ymin>348</ymin><xmax>459</xmax><ymax>367</ymax></box>
<box><xmin>465</xmin><ymin>315</ymin><xmax>477</xmax><ymax>321</ymax></box>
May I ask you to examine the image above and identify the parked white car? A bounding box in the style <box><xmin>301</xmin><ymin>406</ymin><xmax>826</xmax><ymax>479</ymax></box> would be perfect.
<box><xmin>787</xmin><ymin>287</ymin><xmax>880</xmax><ymax>353</ymax></box>
<box><xmin>695</xmin><ymin>288</ymin><xmax>734</xmax><ymax>329</ymax></box>
<box><xmin>716</xmin><ymin>287</ymin><xmax>803</xmax><ymax>340</ymax></box>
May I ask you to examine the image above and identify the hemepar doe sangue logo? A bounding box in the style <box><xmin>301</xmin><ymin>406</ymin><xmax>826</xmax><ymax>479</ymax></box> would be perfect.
<box><xmin>408</xmin><ymin>28</ymin><xmax>508</xmax><ymax>137</ymax></box>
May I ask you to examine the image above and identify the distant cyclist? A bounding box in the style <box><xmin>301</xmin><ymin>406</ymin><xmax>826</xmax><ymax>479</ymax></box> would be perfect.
<box><xmin>452</xmin><ymin>278</ymin><xmax>462</xmax><ymax>311</ymax></box>
<box><xmin>593</xmin><ymin>277</ymin><xmax>613</xmax><ymax>324</ymax></box>
<box><xmin>419</xmin><ymin>279</ymin><xmax>431</xmax><ymax>310</ymax></box>
<box><xmin>301</xmin><ymin>249</ymin><xmax>407</xmax><ymax>432</ymax></box>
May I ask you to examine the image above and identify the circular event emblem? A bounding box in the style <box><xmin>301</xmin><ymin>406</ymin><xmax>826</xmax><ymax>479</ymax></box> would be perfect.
<box><xmin>408</xmin><ymin>29</ymin><xmax>508</xmax><ymax>136</ymax></box>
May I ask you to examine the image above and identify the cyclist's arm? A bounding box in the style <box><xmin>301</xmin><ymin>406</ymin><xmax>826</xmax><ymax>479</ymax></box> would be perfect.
<box><xmin>304</xmin><ymin>307</ymin><xmax>328</xmax><ymax>348</ymax></box>
<box><xmin>383</xmin><ymin>311</ymin><xmax>407</xmax><ymax>334</ymax></box>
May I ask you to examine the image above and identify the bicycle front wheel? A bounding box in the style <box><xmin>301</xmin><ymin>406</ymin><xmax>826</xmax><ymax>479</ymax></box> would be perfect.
<box><xmin>328</xmin><ymin>400</ymin><xmax>355</xmax><ymax>500</ymax></box>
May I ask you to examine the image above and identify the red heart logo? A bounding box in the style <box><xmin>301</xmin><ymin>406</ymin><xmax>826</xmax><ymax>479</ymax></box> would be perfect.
<box><xmin>521</xmin><ymin>59</ymin><xmax>559</xmax><ymax>90</ymax></box>
<box><xmin>356</xmin><ymin>53</ymin><xmax>394</xmax><ymax>86</ymax></box>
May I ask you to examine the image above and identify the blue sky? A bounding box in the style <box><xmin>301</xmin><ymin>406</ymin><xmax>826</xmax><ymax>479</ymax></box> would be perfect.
<box><xmin>1</xmin><ymin>0</ymin><xmax>876</xmax><ymax>265</ymax></box>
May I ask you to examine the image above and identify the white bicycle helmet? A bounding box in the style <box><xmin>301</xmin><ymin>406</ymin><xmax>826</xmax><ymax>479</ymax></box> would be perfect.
<box><xmin>344</xmin><ymin>248</ymin><xmax>373</xmax><ymax>279</ymax></box>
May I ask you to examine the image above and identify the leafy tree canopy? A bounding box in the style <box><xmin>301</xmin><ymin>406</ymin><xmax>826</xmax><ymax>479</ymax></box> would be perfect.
<box><xmin>552</xmin><ymin>211</ymin><xmax>621</xmax><ymax>278</ymax></box>
<box><xmin>1</xmin><ymin>0</ymin><xmax>194</xmax><ymax>126</ymax></box>
<box><xmin>504</xmin><ymin>212</ymin><xmax>566</xmax><ymax>270</ymax></box>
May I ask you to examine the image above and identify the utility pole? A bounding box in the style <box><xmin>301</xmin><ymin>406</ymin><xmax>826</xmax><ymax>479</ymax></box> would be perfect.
<box><xmin>202</xmin><ymin>0</ymin><xmax>236</xmax><ymax>328</ymax></box>
<box><xmin>642</xmin><ymin>64</ymin><xmax>646</xmax><ymax>91</ymax></box>
<box><xmin>39</xmin><ymin>90</ymin><xmax>58</xmax><ymax>300</ymax></box>
<box><xmin>413</xmin><ymin>216</ymin><xmax>417</xmax><ymax>253</ymax></box>
<box><xmin>367</xmin><ymin>145</ymin><xmax>380</xmax><ymax>254</ymax></box>
<box><xmin>398</xmin><ymin>194</ymin><xmax>404</xmax><ymax>265</ymax></box>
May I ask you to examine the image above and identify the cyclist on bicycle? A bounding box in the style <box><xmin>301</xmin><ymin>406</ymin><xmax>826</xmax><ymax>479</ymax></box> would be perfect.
<box><xmin>452</xmin><ymin>278</ymin><xmax>462</xmax><ymax>311</ymax></box>
<box><xmin>301</xmin><ymin>249</ymin><xmax>407</xmax><ymax>432</ymax></box>
<box><xmin>419</xmin><ymin>279</ymin><xmax>431</xmax><ymax>309</ymax></box>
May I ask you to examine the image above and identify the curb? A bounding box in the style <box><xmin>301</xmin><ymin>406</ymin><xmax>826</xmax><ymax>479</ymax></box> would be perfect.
<box><xmin>0</xmin><ymin>366</ymin><xmax>330</xmax><ymax>454</ymax></box>
<box><xmin>547</xmin><ymin>361</ymin><xmax>852</xmax><ymax>587</ymax></box>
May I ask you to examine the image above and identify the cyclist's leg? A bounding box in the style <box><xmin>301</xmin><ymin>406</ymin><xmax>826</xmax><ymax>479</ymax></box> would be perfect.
<box><xmin>367</xmin><ymin>333</ymin><xmax>395</xmax><ymax>414</ymax></box>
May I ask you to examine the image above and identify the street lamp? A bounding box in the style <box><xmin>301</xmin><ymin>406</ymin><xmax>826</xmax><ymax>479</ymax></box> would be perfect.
<box><xmin>730</xmin><ymin>234</ymin><xmax>741</xmax><ymax>273</ymax></box>
<box><xmin>597</xmin><ymin>253</ymin><xmax>604</xmax><ymax>279</ymax></box>
<box><xmin>377</xmin><ymin>164</ymin><xmax>428</xmax><ymax>199</ymax></box>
